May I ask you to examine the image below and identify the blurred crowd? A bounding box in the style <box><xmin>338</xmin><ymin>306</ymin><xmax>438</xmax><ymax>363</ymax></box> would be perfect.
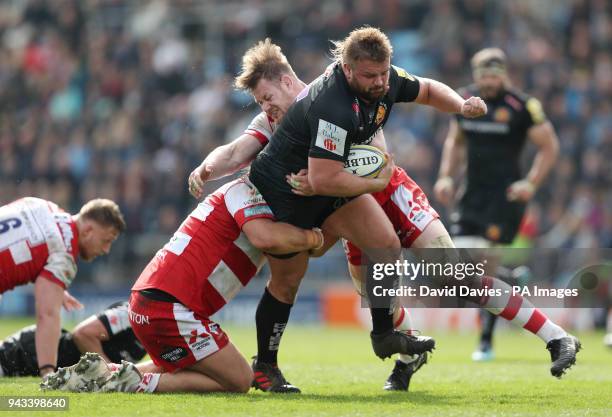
<box><xmin>0</xmin><ymin>0</ymin><xmax>610</xmax><ymax>285</ymax></box>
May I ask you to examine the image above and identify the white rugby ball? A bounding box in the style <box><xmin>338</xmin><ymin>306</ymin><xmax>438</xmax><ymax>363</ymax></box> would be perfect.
<box><xmin>344</xmin><ymin>144</ymin><xmax>387</xmax><ymax>178</ymax></box>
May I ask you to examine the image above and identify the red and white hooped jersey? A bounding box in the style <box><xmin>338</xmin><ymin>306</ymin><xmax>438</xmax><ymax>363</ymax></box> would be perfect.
<box><xmin>244</xmin><ymin>111</ymin><xmax>277</xmax><ymax>147</ymax></box>
<box><xmin>132</xmin><ymin>178</ymin><xmax>274</xmax><ymax>318</ymax></box>
<box><xmin>0</xmin><ymin>197</ymin><xmax>79</xmax><ymax>293</ymax></box>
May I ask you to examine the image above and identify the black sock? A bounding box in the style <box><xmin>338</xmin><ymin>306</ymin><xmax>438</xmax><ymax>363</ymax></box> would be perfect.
<box><xmin>370</xmin><ymin>307</ymin><xmax>394</xmax><ymax>335</ymax></box>
<box><xmin>480</xmin><ymin>310</ymin><xmax>498</xmax><ymax>345</ymax></box>
<box><xmin>256</xmin><ymin>287</ymin><xmax>293</xmax><ymax>364</ymax></box>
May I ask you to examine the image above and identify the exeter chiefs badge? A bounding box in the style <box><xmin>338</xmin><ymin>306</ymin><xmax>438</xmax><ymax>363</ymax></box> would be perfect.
<box><xmin>494</xmin><ymin>107</ymin><xmax>511</xmax><ymax>123</ymax></box>
<box><xmin>375</xmin><ymin>103</ymin><xmax>387</xmax><ymax>125</ymax></box>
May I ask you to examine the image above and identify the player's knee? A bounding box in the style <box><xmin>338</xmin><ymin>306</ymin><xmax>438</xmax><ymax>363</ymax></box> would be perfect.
<box><xmin>378</xmin><ymin>232</ymin><xmax>401</xmax><ymax>250</ymax></box>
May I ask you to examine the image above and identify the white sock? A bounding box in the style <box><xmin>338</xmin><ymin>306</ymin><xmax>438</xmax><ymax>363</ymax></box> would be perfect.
<box><xmin>136</xmin><ymin>373</ymin><xmax>161</xmax><ymax>393</ymax></box>
<box><xmin>393</xmin><ymin>307</ymin><xmax>418</xmax><ymax>364</ymax></box>
<box><xmin>480</xmin><ymin>276</ymin><xmax>567</xmax><ymax>343</ymax></box>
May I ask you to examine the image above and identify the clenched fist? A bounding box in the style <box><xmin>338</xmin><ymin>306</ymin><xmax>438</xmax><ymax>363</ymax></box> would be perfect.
<box><xmin>461</xmin><ymin>96</ymin><xmax>487</xmax><ymax>118</ymax></box>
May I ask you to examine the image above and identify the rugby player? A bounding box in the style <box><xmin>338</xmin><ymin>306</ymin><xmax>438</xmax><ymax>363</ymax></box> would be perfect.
<box><xmin>245</xmin><ymin>26</ymin><xmax>484</xmax><ymax>389</ymax></box>
<box><xmin>0</xmin><ymin>197</ymin><xmax>125</xmax><ymax>377</ymax></box>
<box><xmin>247</xmin><ymin>27</ymin><xmax>578</xmax><ymax>381</ymax></box>
<box><xmin>42</xmin><ymin>177</ymin><xmax>325</xmax><ymax>393</ymax></box>
<box><xmin>0</xmin><ymin>302</ymin><xmax>146</xmax><ymax>377</ymax></box>
<box><xmin>434</xmin><ymin>48</ymin><xmax>560</xmax><ymax>362</ymax></box>
<box><xmin>188</xmin><ymin>39</ymin><xmax>434</xmax><ymax>392</ymax></box>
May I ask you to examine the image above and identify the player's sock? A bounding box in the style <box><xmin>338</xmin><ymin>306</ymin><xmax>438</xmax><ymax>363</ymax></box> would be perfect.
<box><xmin>480</xmin><ymin>310</ymin><xmax>498</xmax><ymax>346</ymax></box>
<box><xmin>256</xmin><ymin>287</ymin><xmax>292</xmax><ymax>364</ymax></box>
<box><xmin>479</xmin><ymin>276</ymin><xmax>567</xmax><ymax>343</ymax></box>
<box><xmin>393</xmin><ymin>307</ymin><xmax>417</xmax><ymax>365</ymax></box>
<box><xmin>135</xmin><ymin>373</ymin><xmax>161</xmax><ymax>393</ymax></box>
<box><xmin>370</xmin><ymin>308</ymin><xmax>394</xmax><ymax>335</ymax></box>
<box><xmin>367</xmin><ymin>261</ymin><xmax>396</xmax><ymax>335</ymax></box>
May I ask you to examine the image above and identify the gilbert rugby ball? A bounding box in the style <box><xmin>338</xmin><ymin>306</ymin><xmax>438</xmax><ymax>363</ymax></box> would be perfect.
<box><xmin>343</xmin><ymin>144</ymin><xmax>387</xmax><ymax>178</ymax></box>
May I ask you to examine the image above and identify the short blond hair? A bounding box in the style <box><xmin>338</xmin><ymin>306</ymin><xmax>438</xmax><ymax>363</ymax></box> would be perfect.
<box><xmin>234</xmin><ymin>38</ymin><xmax>296</xmax><ymax>92</ymax></box>
<box><xmin>331</xmin><ymin>26</ymin><xmax>393</xmax><ymax>67</ymax></box>
<box><xmin>79</xmin><ymin>198</ymin><xmax>126</xmax><ymax>233</ymax></box>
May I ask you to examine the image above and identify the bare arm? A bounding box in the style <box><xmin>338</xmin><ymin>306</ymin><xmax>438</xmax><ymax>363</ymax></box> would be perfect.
<box><xmin>434</xmin><ymin>118</ymin><xmax>466</xmax><ymax>205</ymax></box>
<box><xmin>525</xmin><ymin>121</ymin><xmax>559</xmax><ymax>187</ymax></box>
<box><xmin>71</xmin><ymin>316</ymin><xmax>112</xmax><ymax>363</ymax></box>
<box><xmin>507</xmin><ymin>121</ymin><xmax>559</xmax><ymax>202</ymax></box>
<box><xmin>242</xmin><ymin>219</ymin><xmax>323</xmax><ymax>255</ymax></box>
<box><xmin>62</xmin><ymin>290</ymin><xmax>84</xmax><ymax>311</ymax></box>
<box><xmin>188</xmin><ymin>134</ymin><xmax>264</xmax><ymax>198</ymax></box>
<box><xmin>308</xmin><ymin>156</ymin><xmax>393</xmax><ymax>197</ymax></box>
<box><xmin>34</xmin><ymin>278</ymin><xmax>64</xmax><ymax>377</ymax></box>
<box><xmin>414</xmin><ymin>77</ymin><xmax>487</xmax><ymax>118</ymax></box>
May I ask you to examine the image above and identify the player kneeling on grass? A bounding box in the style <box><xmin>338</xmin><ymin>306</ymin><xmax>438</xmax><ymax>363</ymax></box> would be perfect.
<box><xmin>41</xmin><ymin>176</ymin><xmax>324</xmax><ymax>393</ymax></box>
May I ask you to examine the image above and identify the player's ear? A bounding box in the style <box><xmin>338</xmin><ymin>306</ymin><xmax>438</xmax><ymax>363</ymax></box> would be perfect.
<box><xmin>80</xmin><ymin>221</ymin><xmax>94</xmax><ymax>238</ymax></box>
<box><xmin>342</xmin><ymin>62</ymin><xmax>352</xmax><ymax>79</ymax></box>
<box><xmin>280</xmin><ymin>74</ymin><xmax>292</xmax><ymax>90</ymax></box>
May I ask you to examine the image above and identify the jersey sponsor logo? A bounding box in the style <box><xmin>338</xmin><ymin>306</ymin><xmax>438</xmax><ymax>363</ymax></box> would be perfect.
<box><xmin>375</xmin><ymin>103</ymin><xmax>387</xmax><ymax>125</ymax></box>
<box><xmin>160</xmin><ymin>346</ymin><xmax>189</xmax><ymax>363</ymax></box>
<box><xmin>392</xmin><ymin>65</ymin><xmax>415</xmax><ymax>81</ymax></box>
<box><xmin>188</xmin><ymin>329</ymin><xmax>212</xmax><ymax>351</ymax></box>
<box><xmin>243</xmin><ymin>185</ymin><xmax>266</xmax><ymax>207</ymax></box>
<box><xmin>243</xmin><ymin>205</ymin><xmax>273</xmax><ymax>218</ymax></box>
<box><xmin>494</xmin><ymin>107</ymin><xmax>511</xmax><ymax>123</ymax></box>
<box><xmin>504</xmin><ymin>95</ymin><xmax>523</xmax><ymax>112</ymax></box>
<box><xmin>128</xmin><ymin>309</ymin><xmax>150</xmax><ymax>325</ymax></box>
<box><xmin>460</xmin><ymin>120</ymin><xmax>510</xmax><ymax>134</ymax></box>
<box><xmin>315</xmin><ymin>119</ymin><xmax>347</xmax><ymax>157</ymax></box>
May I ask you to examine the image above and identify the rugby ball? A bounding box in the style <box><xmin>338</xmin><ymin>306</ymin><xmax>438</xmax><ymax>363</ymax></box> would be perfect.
<box><xmin>344</xmin><ymin>144</ymin><xmax>387</xmax><ymax>178</ymax></box>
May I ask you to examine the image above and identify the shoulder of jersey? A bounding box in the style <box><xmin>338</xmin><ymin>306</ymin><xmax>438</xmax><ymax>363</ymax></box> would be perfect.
<box><xmin>505</xmin><ymin>87</ymin><xmax>530</xmax><ymax>105</ymax></box>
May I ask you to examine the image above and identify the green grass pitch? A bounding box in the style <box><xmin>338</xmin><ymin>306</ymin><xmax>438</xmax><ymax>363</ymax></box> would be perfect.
<box><xmin>0</xmin><ymin>318</ymin><xmax>610</xmax><ymax>417</ymax></box>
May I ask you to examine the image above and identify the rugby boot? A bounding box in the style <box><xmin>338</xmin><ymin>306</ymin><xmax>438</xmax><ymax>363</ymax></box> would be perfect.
<box><xmin>40</xmin><ymin>352</ymin><xmax>110</xmax><ymax>392</ymax></box>
<box><xmin>100</xmin><ymin>360</ymin><xmax>142</xmax><ymax>392</ymax></box>
<box><xmin>251</xmin><ymin>357</ymin><xmax>301</xmax><ymax>393</ymax></box>
<box><xmin>547</xmin><ymin>335</ymin><xmax>581</xmax><ymax>378</ymax></box>
<box><xmin>383</xmin><ymin>352</ymin><xmax>428</xmax><ymax>391</ymax></box>
<box><xmin>371</xmin><ymin>330</ymin><xmax>435</xmax><ymax>359</ymax></box>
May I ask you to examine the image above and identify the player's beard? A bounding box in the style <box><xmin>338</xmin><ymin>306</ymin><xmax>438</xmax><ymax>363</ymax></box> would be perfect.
<box><xmin>356</xmin><ymin>84</ymin><xmax>389</xmax><ymax>103</ymax></box>
<box><xmin>481</xmin><ymin>86</ymin><xmax>501</xmax><ymax>100</ymax></box>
